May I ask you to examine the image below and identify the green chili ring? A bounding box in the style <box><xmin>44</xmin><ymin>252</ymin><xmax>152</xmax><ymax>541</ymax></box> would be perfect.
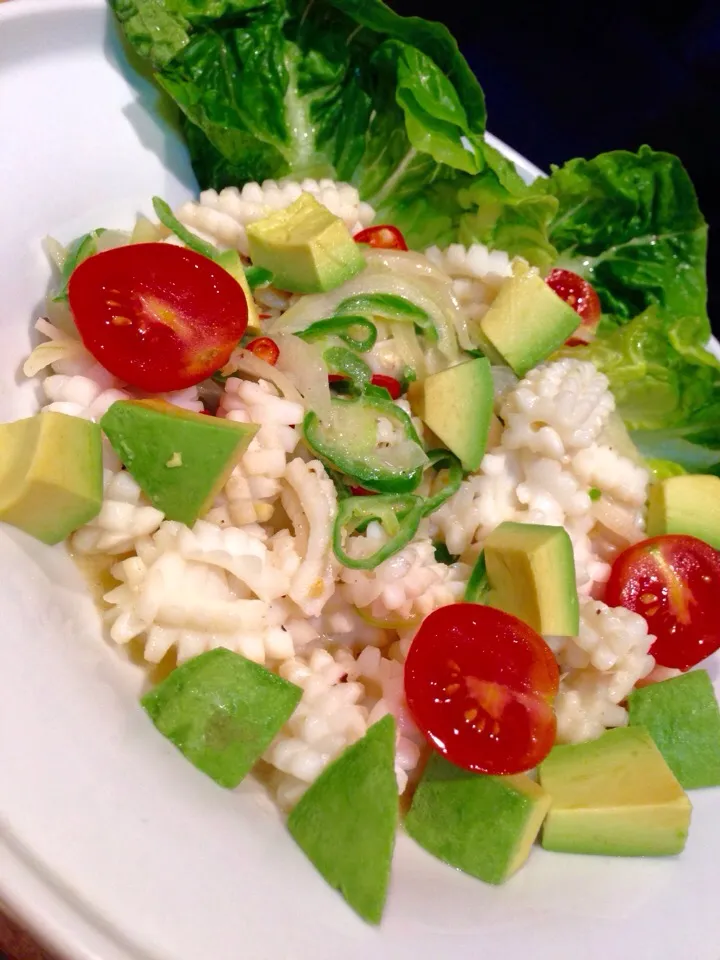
<box><xmin>422</xmin><ymin>449</ymin><xmax>464</xmax><ymax>517</ymax></box>
<box><xmin>323</xmin><ymin>346</ymin><xmax>372</xmax><ymax>393</ymax></box>
<box><xmin>334</xmin><ymin>293</ymin><xmax>437</xmax><ymax>343</ymax></box>
<box><xmin>297</xmin><ymin>316</ymin><xmax>377</xmax><ymax>352</ymax></box>
<box><xmin>333</xmin><ymin>494</ymin><xmax>425</xmax><ymax>570</ymax></box>
<box><xmin>303</xmin><ymin>395</ymin><xmax>426</xmax><ymax>495</ymax></box>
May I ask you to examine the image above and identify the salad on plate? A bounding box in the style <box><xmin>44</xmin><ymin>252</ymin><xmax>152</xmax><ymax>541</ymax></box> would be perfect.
<box><xmin>1</xmin><ymin>0</ymin><xmax>719</xmax><ymax>926</ymax></box>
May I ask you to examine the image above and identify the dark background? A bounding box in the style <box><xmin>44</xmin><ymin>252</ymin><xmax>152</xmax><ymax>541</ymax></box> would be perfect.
<box><xmin>392</xmin><ymin>0</ymin><xmax>718</xmax><ymax>329</ymax></box>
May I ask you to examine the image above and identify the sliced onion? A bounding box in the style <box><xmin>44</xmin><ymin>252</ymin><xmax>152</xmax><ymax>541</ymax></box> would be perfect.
<box><xmin>23</xmin><ymin>339</ymin><xmax>89</xmax><ymax>378</ymax></box>
<box><xmin>43</xmin><ymin>235</ymin><xmax>67</xmax><ymax>271</ymax></box>
<box><xmin>376</xmin><ymin>438</ymin><xmax>429</xmax><ymax>472</ymax></box>
<box><xmin>390</xmin><ymin>321</ymin><xmax>426</xmax><ymax>379</ymax></box>
<box><xmin>223</xmin><ymin>348</ymin><xmax>304</xmax><ymax>404</ymax></box>
<box><xmin>95</xmin><ymin>230</ymin><xmax>131</xmax><ymax>252</ymax></box>
<box><xmin>364</xmin><ymin>247</ymin><xmax>454</xmax><ymax>282</ymax></box>
<box><xmin>274</xmin><ymin>333</ymin><xmax>331</xmax><ymax>423</ymax></box>
<box><xmin>131</xmin><ymin>215</ymin><xmax>167</xmax><ymax>244</ymax></box>
<box><xmin>45</xmin><ymin>297</ymin><xmax>78</xmax><ymax>336</ymax></box>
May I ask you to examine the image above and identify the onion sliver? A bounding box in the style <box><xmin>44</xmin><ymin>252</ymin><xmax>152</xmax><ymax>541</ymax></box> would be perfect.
<box><xmin>223</xmin><ymin>348</ymin><xmax>303</xmax><ymax>404</ymax></box>
<box><xmin>274</xmin><ymin>333</ymin><xmax>331</xmax><ymax>423</ymax></box>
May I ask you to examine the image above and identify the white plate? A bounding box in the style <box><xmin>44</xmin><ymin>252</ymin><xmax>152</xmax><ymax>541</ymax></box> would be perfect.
<box><xmin>0</xmin><ymin>3</ymin><xmax>718</xmax><ymax>959</ymax></box>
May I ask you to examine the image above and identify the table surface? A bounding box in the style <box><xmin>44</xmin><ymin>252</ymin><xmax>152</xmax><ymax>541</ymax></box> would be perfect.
<box><xmin>0</xmin><ymin>909</ymin><xmax>55</xmax><ymax>960</ymax></box>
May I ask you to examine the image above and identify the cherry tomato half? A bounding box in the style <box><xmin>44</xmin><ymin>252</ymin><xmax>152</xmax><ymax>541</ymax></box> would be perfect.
<box><xmin>370</xmin><ymin>374</ymin><xmax>402</xmax><ymax>399</ymax></box>
<box><xmin>354</xmin><ymin>225</ymin><xmax>408</xmax><ymax>251</ymax></box>
<box><xmin>546</xmin><ymin>268</ymin><xmax>601</xmax><ymax>325</ymax></box>
<box><xmin>246</xmin><ymin>337</ymin><xmax>279</xmax><ymax>365</ymax></box>
<box><xmin>404</xmin><ymin>603</ymin><xmax>559</xmax><ymax>775</ymax></box>
<box><xmin>68</xmin><ymin>243</ymin><xmax>248</xmax><ymax>392</ymax></box>
<box><xmin>605</xmin><ymin>534</ymin><xmax>720</xmax><ymax>671</ymax></box>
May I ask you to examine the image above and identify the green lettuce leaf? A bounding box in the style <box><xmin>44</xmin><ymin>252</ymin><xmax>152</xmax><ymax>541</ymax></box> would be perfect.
<box><xmin>566</xmin><ymin>308</ymin><xmax>720</xmax><ymax>472</ymax></box>
<box><xmin>533</xmin><ymin>146</ymin><xmax>708</xmax><ymax>327</ymax></box>
<box><xmin>110</xmin><ymin>0</ymin><xmax>553</xmax><ymax>255</ymax></box>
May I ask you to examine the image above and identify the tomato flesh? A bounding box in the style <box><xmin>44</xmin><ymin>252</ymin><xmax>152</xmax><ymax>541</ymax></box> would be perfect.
<box><xmin>68</xmin><ymin>243</ymin><xmax>248</xmax><ymax>392</ymax></box>
<box><xmin>246</xmin><ymin>337</ymin><xmax>279</xmax><ymax>365</ymax></box>
<box><xmin>605</xmin><ymin>534</ymin><xmax>720</xmax><ymax>671</ymax></box>
<box><xmin>404</xmin><ymin>603</ymin><xmax>559</xmax><ymax>775</ymax></box>
<box><xmin>370</xmin><ymin>374</ymin><xmax>402</xmax><ymax>399</ymax></box>
<box><xmin>354</xmin><ymin>225</ymin><xmax>408</xmax><ymax>251</ymax></box>
<box><xmin>546</xmin><ymin>268</ymin><xmax>601</xmax><ymax>345</ymax></box>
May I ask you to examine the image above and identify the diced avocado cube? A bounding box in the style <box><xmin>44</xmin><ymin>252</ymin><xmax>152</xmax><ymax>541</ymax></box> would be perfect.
<box><xmin>287</xmin><ymin>715</ymin><xmax>398</xmax><ymax>924</ymax></box>
<box><xmin>628</xmin><ymin>671</ymin><xmax>720</xmax><ymax>789</ymax></box>
<box><xmin>479</xmin><ymin>262</ymin><xmax>580</xmax><ymax>376</ymax></box>
<box><xmin>408</xmin><ymin>357</ymin><xmax>493</xmax><ymax>472</ymax></box>
<box><xmin>216</xmin><ymin>249</ymin><xmax>260</xmax><ymax>332</ymax></box>
<box><xmin>647</xmin><ymin>474</ymin><xmax>720</xmax><ymax>550</ymax></box>
<box><xmin>142</xmin><ymin>648</ymin><xmax>301</xmax><ymax>789</ymax></box>
<box><xmin>0</xmin><ymin>411</ymin><xmax>102</xmax><ymax>544</ymax></box>
<box><xmin>246</xmin><ymin>194</ymin><xmax>365</xmax><ymax>294</ymax></box>
<box><xmin>483</xmin><ymin>521</ymin><xmax>579</xmax><ymax>636</ymax></box>
<box><xmin>405</xmin><ymin>753</ymin><xmax>550</xmax><ymax>885</ymax></box>
<box><xmin>101</xmin><ymin>399</ymin><xmax>258</xmax><ymax>526</ymax></box>
<box><xmin>539</xmin><ymin>727</ymin><xmax>691</xmax><ymax>857</ymax></box>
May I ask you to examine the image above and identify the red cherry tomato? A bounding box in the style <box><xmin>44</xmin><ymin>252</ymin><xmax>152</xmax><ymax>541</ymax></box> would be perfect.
<box><xmin>68</xmin><ymin>243</ymin><xmax>248</xmax><ymax>392</ymax></box>
<box><xmin>354</xmin><ymin>225</ymin><xmax>408</xmax><ymax>251</ymax></box>
<box><xmin>546</xmin><ymin>268</ymin><xmax>601</xmax><ymax>324</ymax></box>
<box><xmin>605</xmin><ymin>534</ymin><xmax>720</xmax><ymax>671</ymax></box>
<box><xmin>370</xmin><ymin>374</ymin><xmax>402</xmax><ymax>399</ymax></box>
<box><xmin>246</xmin><ymin>337</ymin><xmax>279</xmax><ymax>365</ymax></box>
<box><xmin>404</xmin><ymin>603</ymin><xmax>559</xmax><ymax>775</ymax></box>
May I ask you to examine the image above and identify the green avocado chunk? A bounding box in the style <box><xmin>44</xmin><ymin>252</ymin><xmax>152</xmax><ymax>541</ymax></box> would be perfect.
<box><xmin>142</xmin><ymin>648</ymin><xmax>301</xmax><ymax>789</ymax></box>
<box><xmin>0</xmin><ymin>411</ymin><xmax>102</xmax><ymax>544</ymax></box>
<box><xmin>101</xmin><ymin>399</ymin><xmax>258</xmax><ymax>525</ymax></box>
<box><xmin>246</xmin><ymin>194</ymin><xmax>365</xmax><ymax>294</ymax></box>
<box><xmin>647</xmin><ymin>474</ymin><xmax>720</xmax><ymax>550</ymax></box>
<box><xmin>628</xmin><ymin>670</ymin><xmax>720</xmax><ymax>789</ymax></box>
<box><xmin>483</xmin><ymin>521</ymin><xmax>579</xmax><ymax>636</ymax></box>
<box><xmin>405</xmin><ymin>753</ymin><xmax>550</xmax><ymax>884</ymax></box>
<box><xmin>539</xmin><ymin>726</ymin><xmax>691</xmax><ymax>857</ymax></box>
<box><xmin>479</xmin><ymin>262</ymin><xmax>580</xmax><ymax>376</ymax></box>
<box><xmin>287</xmin><ymin>715</ymin><xmax>398</xmax><ymax>924</ymax></box>
<box><xmin>216</xmin><ymin>249</ymin><xmax>260</xmax><ymax>332</ymax></box>
<box><xmin>408</xmin><ymin>357</ymin><xmax>493</xmax><ymax>472</ymax></box>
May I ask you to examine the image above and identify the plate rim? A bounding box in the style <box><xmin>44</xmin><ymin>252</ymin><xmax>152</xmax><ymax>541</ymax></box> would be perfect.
<box><xmin>0</xmin><ymin>2</ymin><xmax>717</xmax><ymax>959</ymax></box>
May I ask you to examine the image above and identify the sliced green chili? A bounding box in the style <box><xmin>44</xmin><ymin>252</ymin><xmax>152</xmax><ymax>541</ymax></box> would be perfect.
<box><xmin>364</xmin><ymin>383</ymin><xmax>393</xmax><ymax>401</ymax></box>
<box><xmin>245</xmin><ymin>265</ymin><xmax>273</xmax><ymax>289</ymax></box>
<box><xmin>334</xmin><ymin>293</ymin><xmax>437</xmax><ymax>342</ymax></box>
<box><xmin>297</xmin><ymin>316</ymin><xmax>377</xmax><ymax>352</ymax></box>
<box><xmin>154</xmin><ymin>198</ymin><xmax>272</xmax><ymax>291</ymax></box>
<box><xmin>303</xmin><ymin>394</ymin><xmax>426</xmax><ymax>494</ymax></box>
<box><xmin>333</xmin><ymin>495</ymin><xmax>424</xmax><ymax>569</ymax></box>
<box><xmin>422</xmin><ymin>450</ymin><xmax>464</xmax><ymax>518</ymax></box>
<box><xmin>323</xmin><ymin>347</ymin><xmax>371</xmax><ymax>393</ymax></box>
<box><xmin>152</xmin><ymin>197</ymin><xmax>220</xmax><ymax>261</ymax></box>
<box><xmin>400</xmin><ymin>365</ymin><xmax>417</xmax><ymax>390</ymax></box>
<box><xmin>464</xmin><ymin>550</ymin><xmax>491</xmax><ymax>604</ymax></box>
<box><xmin>52</xmin><ymin>229</ymin><xmax>106</xmax><ymax>302</ymax></box>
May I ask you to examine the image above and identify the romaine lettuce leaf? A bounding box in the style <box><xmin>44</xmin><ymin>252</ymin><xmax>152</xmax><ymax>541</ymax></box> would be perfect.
<box><xmin>533</xmin><ymin>146</ymin><xmax>709</xmax><ymax>328</ymax></box>
<box><xmin>565</xmin><ymin>309</ymin><xmax>720</xmax><ymax>472</ymax></box>
<box><xmin>110</xmin><ymin>0</ymin><xmax>551</xmax><ymax>254</ymax></box>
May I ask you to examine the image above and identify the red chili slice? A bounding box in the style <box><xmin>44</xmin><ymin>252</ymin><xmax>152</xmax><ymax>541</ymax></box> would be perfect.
<box><xmin>354</xmin><ymin>225</ymin><xmax>408</xmax><ymax>251</ymax></box>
